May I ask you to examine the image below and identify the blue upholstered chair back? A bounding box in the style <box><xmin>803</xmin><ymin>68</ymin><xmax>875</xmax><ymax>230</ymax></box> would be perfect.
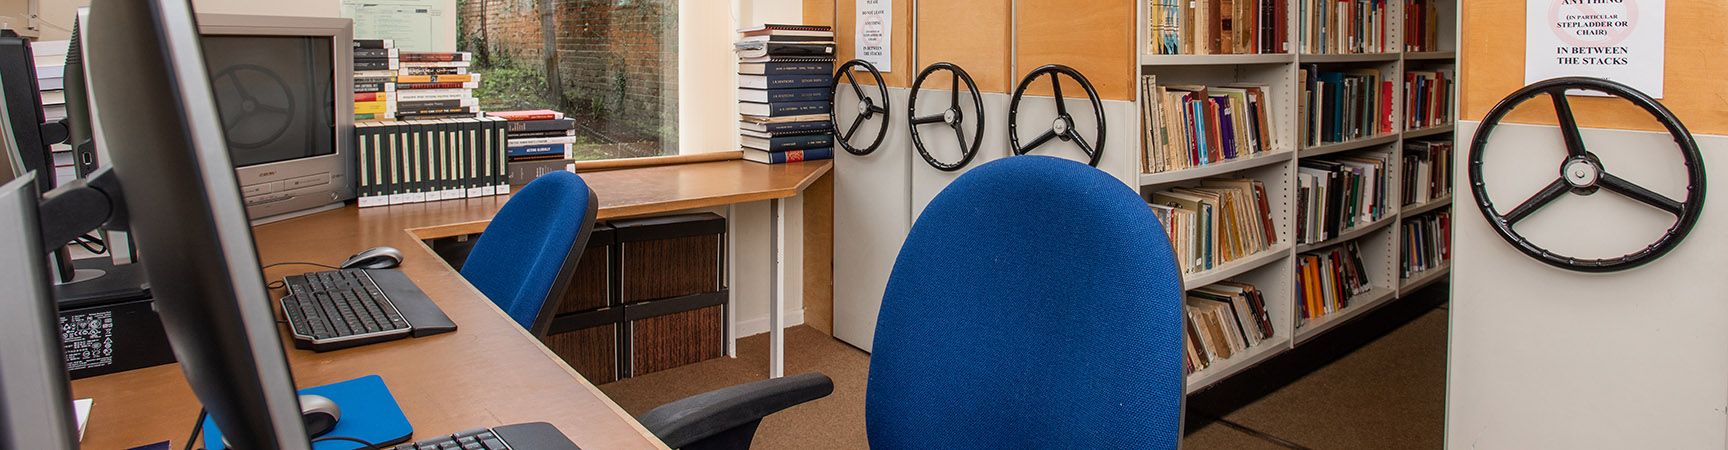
<box><xmin>866</xmin><ymin>155</ymin><xmax>1186</xmax><ymax>449</ymax></box>
<box><xmin>461</xmin><ymin>171</ymin><xmax>599</xmax><ymax>336</ymax></box>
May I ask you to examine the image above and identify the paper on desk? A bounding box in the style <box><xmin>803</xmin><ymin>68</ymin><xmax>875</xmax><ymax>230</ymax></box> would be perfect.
<box><xmin>74</xmin><ymin>398</ymin><xmax>92</xmax><ymax>441</ymax></box>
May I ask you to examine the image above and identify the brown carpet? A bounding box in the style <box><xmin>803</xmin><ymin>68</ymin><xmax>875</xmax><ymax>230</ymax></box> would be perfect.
<box><xmin>600</xmin><ymin>325</ymin><xmax>871</xmax><ymax>450</ymax></box>
<box><xmin>602</xmin><ymin>295</ymin><xmax>1447</xmax><ymax>449</ymax></box>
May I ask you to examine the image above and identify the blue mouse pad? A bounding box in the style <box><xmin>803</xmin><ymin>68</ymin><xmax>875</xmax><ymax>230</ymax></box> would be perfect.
<box><xmin>203</xmin><ymin>374</ymin><xmax>412</xmax><ymax>450</ymax></box>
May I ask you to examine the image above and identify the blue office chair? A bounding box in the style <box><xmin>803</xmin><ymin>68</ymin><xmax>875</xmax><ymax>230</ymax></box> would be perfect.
<box><xmin>461</xmin><ymin>170</ymin><xmax>599</xmax><ymax>337</ymax></box>
<box><xmin>460</xmin><ymin>171</ymin><xmax>831</xmax><ymax>450</ymax></box>
<box><xmin>867</xmin><ymin>155</ymin><xmax>1187</xmax><ymax>448</ymax></box>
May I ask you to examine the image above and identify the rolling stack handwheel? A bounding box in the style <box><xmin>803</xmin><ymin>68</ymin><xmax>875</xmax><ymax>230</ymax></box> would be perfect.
<box><xmin>1008</xmin><ymin>64</ymin><xmax>1107</xmax><ymax>167</ymax></box>
<box><xmin>1468</xmin><ymin>76</ymin><xmax>1705</xmax><ymax>272</ymax></box>
<box><xmin>908</xmin><ymin>62</ymin><xmax>985</xmax><ymax>172</ymax></box>
<box><xmin>830</xmin><ymin>59</ymin><xmax>892</xmax><ymax>156</ymax></box>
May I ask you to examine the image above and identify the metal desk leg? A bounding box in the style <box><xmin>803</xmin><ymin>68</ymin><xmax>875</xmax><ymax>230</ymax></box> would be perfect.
<box><xmin>769</xmin><ymin>198</ymin><xmax>785</xmax><ymax>378</ymax></box>
<box><xmin>726</xmin><ymin>204</ymin><xmax>738</xmax><ymax>358</ymax></box>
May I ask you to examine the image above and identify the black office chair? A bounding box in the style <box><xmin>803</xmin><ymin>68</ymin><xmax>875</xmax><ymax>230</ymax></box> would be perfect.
<box><xmin>636</xmin><ymin>372</ymin><xmax>834</xmax><ymax>450</ymax></box>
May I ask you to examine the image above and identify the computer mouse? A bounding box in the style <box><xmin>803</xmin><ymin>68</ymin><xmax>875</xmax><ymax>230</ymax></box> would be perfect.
<box><xmin>299</xmin><ymin>394</ymin><xmax>341</xmax><ymax>437</ymax></box>
<box><xmin>340</xmin><ymin>246</ymin><xmax>403</xmax><ymax>270</ymax></box>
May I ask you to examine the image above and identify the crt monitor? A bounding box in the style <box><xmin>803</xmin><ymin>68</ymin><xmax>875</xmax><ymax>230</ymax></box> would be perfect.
<box><xmin>85</xmin><ymin>0</ymin><xmax>312</xmax><ymax>448</ymax></box>
<box><xmin>197</xmin><ymin>13</ymin><xmax>355</xmax><ymax>224</ymax></box>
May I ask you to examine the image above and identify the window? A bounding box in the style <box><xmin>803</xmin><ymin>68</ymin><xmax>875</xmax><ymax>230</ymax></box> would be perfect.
<box><xmin>458</xmin><ymin>0</ymin><xmax>679</xmax><ymax>161</ymax></box>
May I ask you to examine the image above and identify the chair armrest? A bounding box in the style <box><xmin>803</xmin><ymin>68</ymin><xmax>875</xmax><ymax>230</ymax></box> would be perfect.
<box><xmin>637</xmin><ymin>372</ymin><xmax>834</xmax><ymax>449</ymax></box>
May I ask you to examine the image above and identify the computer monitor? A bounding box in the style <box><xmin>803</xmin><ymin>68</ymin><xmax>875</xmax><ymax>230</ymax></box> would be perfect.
<box><xmin>196</xmin><ymin>14</ymin><xmax>355</xmax><ymax>224</ymax></box>
<box><xmin>0</xmin><ymin>32</ymin><xmax>58</xmax><ymax>196</ymax></box>
<box><xmin>85</xmin><ymin>0</ymin><xmax>311</xmax><ymax>447</ymax></box>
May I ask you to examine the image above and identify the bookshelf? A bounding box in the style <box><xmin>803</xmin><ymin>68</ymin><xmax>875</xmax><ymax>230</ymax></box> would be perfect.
<box><xmin>1135</xmin><ymin>0</ymin><xmax>1457</xmax><ymax>393</ymax></box>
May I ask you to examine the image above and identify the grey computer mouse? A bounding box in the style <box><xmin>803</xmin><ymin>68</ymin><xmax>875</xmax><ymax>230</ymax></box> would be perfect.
<box><xmin>299</xmin><ymin>394</ymin><xmax>341</xmax><ymax>437</ymax></box>
<box><xmin>339</xmin><ymin>246</ymin><xmax>403</xmax><ymax>270</ymax></box>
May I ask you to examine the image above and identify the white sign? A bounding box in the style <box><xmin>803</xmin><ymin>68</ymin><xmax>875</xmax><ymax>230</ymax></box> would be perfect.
<box><xmin>856</xmin><ymin>0</ymin><xmax>893</xmax><ymax>72</ymax></box>
<box><xmin>1525</xmin><ymin>0</ymin><xmax>1664</xmax><ymax>97</ymax></box>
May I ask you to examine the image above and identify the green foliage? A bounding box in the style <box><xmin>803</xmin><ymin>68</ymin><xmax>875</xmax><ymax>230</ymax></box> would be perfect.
<box><xmin>473</xmin><ymin>58</ymin><xmax>555</xmax><ymax>111</ymax></box>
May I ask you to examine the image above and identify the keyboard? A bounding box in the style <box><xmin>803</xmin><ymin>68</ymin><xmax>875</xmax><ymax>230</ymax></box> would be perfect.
<box><xmin>389</xmin><ymin>422</ymin><xmax>582</xmax><ymax>450</ymax></box>
<box><xmin>281</xmin><ymin>269</ymin><xmax>412</xmax><ymax>351</ymax></box>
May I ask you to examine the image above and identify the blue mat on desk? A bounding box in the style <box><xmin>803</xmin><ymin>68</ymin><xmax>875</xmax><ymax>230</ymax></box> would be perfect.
<box><xmin>203</xmin><ymin>375</ymin><xmax>412</xmax><ymax>450</ymax></box>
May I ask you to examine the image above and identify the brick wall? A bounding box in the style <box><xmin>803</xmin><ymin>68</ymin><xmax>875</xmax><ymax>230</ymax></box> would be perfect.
<box><xmin>459</xmin><ymin>0</ymin><xmax>677</xmax><ymax>149</ymax></box>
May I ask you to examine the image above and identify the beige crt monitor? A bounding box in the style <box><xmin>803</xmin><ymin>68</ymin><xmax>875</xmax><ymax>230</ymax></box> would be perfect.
<box><xmin>196</xmin><ymin>14</ymin><xmax>355</xmax><ymax>224</ymax></box>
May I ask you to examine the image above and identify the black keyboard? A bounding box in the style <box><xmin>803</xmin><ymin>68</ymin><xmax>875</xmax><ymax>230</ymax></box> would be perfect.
<box><xmin>390</xmin><ymin>423</ymin><xmax>582</xmax><ymax>450</ymax></box>
<box><xmin>281</xmin><ymin>269</ymin><xmax>412</xmax><ymax>351</ymax></box>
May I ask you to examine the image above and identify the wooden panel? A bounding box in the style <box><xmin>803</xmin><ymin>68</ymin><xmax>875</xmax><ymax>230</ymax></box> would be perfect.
<box><xmin>1462</xmin><ymin>1</ymin><xmax>1728</xmax><ymax>135</ymax></box>
<box><xmin>556</xmin><ymin>247</ymin><xmax>613</xmax><ymax>314</ymax></box>
<box><xmin>630</xmin><ymin>306</ymin><xmax>726</xmax><ymax>375</ymax></box>
<box><xmin>915</xmin><ymin>0</ymin><xmax>1013</xmax><ymax>94</ymax></box>
<box><xmin>1013</xmin><ymin>0</ymin><xmax>1136</xmax><ymax>101</ymax></box>
<box><xmin>836</xmin><ymin>0</ymin><xmax>915</xmax><ymax>87</ymax></box>
<box><xmin>801</xmin><ymin>172</ymin><xmax>834</xmax><ymax>335</ymax></box>
<box><xmin>622</xmin><ymin>235</ymin><xmax>721</xmax><ymax>302</ymax></box>
<box><xmin>544</xmin><ymin>324</ymin><xmax>619</xmax><ymax>384</ymax></box>
<box><xmin>804</xmin><ymin>0</ymin><xmax>836</xmax><ymax>27</ymax></box>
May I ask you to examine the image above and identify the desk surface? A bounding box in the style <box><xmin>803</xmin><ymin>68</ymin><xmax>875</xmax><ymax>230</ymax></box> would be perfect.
<box><xmin>69</xmin><ymin>159</ymin><xmax>832</xmax><ymax>450</ymax></box>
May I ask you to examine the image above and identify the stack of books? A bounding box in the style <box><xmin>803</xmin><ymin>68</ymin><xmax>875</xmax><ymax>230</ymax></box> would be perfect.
<box><xmin>1296</xmin><ymin>150</ymin><xmax>1393</xmax><ymax>244</ymax></box>
<box><xmin>1300</xmin><ymin>0</ymin><xmax>1390</xmax><ymax>54</ymax></box>
<box><xmin>352</xmin><ymin>117</ymin><xmax>511</xmax><ymax>207</ymax></box>
<box><xmin>1404</xmin><ymin>0</ymin><xmax>1441</xmax><ymax>52</ymax></box>
<box><xmin>1183</xmin><ymin>281</ymin><xmax>1273</xmax><ymax>375</ymax></box>
<box><xmin>1145</xmin><ymin>0</ymin><xmax>1289</xmax><ymax>55</ymax></box>
<box><xmin>1401</xmin><ymin>139</ymin><xmax>1452</xmax><ymax>206</ymax></box>
<box><xmin>1405</xmin><ymin>69</ymin><xmax>1453</xmax><ymax>130</ymax></box>
<box><xmin>486</xmin><ymin>110</ymin><xmax>573</xmax><ymax>162</ymax></box>
<box><xmin>397</xmin><ymin>52</ymin><xmax>480</xmax><ymax>120</ymax></box>
<box><xmin>33</xmin><ymin>40</ymin><xmax>75</xmax><ymax>185</ymax></box>
<box><xmin>1148</xmin><ymin>178</ymin><xmax>1279</xmax><ymax>275</ymax></box>
<box><xmin>353</xmin><ymin>39</ymin><xmax>398</xmax><ymax>121</ymax></box>
<box><xmin>735</xmin><ymin>24</ymin><xmax>835</xmax><ymax>164</ymax></box>
<box><xmin>1298</xmin><ymin>65</ymin><xmax>1392</xmax><ymax>147</ymax></box>
<box><xmin>1297</xmin><ymin>241</ymin><xmax>1369</xmax><ymax>323</ymax></box>
<box><xmin>1139</xmin><ymin>77</ymin><xmax>1278</xmax><ymax>174</ymax></box>
<box><xmin>1400</xmin><ymin>210</ymin><xmax>1451</xmax><ymax>279</ymax></box>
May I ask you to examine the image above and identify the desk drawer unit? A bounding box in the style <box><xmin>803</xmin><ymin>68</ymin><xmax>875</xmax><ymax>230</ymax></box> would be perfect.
<box><xmin>612</xmin><ymin>213</ymin><xmax>727</xmax><ymax>377</ymax></box>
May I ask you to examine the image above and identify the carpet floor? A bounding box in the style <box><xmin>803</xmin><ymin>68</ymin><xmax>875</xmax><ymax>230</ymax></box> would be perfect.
<box><xmin>599</xmin><ymin>284</ymin><xmax>1449</xmax><ymax>449</ymax></box>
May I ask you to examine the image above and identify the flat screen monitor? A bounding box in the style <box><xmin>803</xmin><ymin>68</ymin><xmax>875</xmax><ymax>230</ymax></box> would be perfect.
<box><xmin>85</xmin><ymin>0</ymin><xmax>312</xmax><ymax>448</ymax></box>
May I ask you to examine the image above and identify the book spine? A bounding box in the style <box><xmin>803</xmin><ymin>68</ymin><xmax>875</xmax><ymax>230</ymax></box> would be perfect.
<box><xmin>353</xmin><ymin>59</ymin><xmax>395</xmax><ymax>71</ymax></box>
<box><xmin>399</xmin><ymin>98</ymin><xmax>478</xmax><ymax>110</ymax></box>
<box><xmin>506</xmin><ymin>129</ymin><xmax>577</xmax><ymax>138</ymax></box>
<box><xmin>397</xmin><ymin>82</ymin><xmax>479</xmax><ymax>90</ymax></box>
<box><xmin>353</xmin><ymin>39</ymin><xmax>394</xmax><ymax>49</ymax></box>
<box><xmin>399</xmin><ymin>66</ymin><xmax>468</xmax><ymax>76</ymax></box>
<box><xmin>355</xmin><ymin>92</ymin><xmax>391</xmax><ymax>102</ymax></box>
<box><xmin>772</xmin><ymin>147</ymin><xmax>833</xmax><ymax>163</ymax></box>
<box><xmin>493</xmin><ymin>117</ymin><xmax>511</xmax><ymax>193</ymax></box>
<box><xmin>395</xmin><ymin>74</ymin><xmax>481</xmax><ymax>84</ymax></box>
<box><xmin>749</xmin><ymin>62</ymin><xmax>835</xmax><ymax>75</ymax></box>
<box><xmin>764</xmin><ymin>134</ymin><xmax>834</xmax><ymax>150</ymax></box>
<box><xmin>491</xmin><ymin>113</ymin><xmax>562</xmax><ymax>121</ymax></box>
<box><xmin>355</xmin><ymin>101</ymin><xmax>393</xmax><ymax>115</ymax></box>
<box><xmin>355</xmin><ymin>82</ymin><xmax>396</xmax><ymax>93</ymax></box>
<box><xmin>400</xmin><ymin>53</ymin><xmax>471</xmax><ymax>62</ymax></box>
<box><xmin>505</xmin><ymin>118</ymin><xmax>578</xmax><ymax>133</ymax></box>
<box><xmin>506</xmin><ymin>143</ymin><xmax>568</xmax><ymax>157</ymax></box>
<box><xmin>353</xmin><ymin>48</ymin><xmax>395</xmax><ymax>58</ymax></box>
<box><xmin>507</xmin><ymin>136</ymin><xmax>579</xmax><ymax>146</ymax></box>
<box><xmin>396</xmin><ymin>90</ymin><xmax>474</xmax><ymax>102</ymax></box>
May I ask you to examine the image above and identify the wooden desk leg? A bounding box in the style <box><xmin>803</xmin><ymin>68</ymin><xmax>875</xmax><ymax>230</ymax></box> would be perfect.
<box><xmin>769</xmin><ymin>198</ymin><xmax>785</xmax><ymax>379</ymax></box>
<box><xmin>726</xmin><ymin>204</ymin><xmax>738</xmax><ymax>358</ymax></box>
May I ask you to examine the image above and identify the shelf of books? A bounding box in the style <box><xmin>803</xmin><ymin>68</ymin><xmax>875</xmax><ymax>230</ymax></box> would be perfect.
<box><xmin>1136</xmin><ymin>0</ymin><xmax>1454</xmax><ymax>392</ymax></box>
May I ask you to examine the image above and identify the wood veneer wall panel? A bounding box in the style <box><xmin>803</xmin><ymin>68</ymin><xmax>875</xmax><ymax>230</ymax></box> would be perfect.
<box><xmin>1012</xmin><ymin>0</ymin><xmax>1135</xmax><ymax>101</ymax></box>
<box><xmin>805</xmin><ymin>0</ymin><xmax>836</xmax><ymax>28</ymax></box>
<box><xmin>621</xmin><ymin>235</ymin><xmax>721</xmax><ymax>303</ymax></box>
<box><xmin>914</xmin><ymin>0</ymin><xmax>1013</xmax><ymax>94</ymax></box>
<box><xmin>836</xmin><ymin>0</ymin><xmax>915</xmax><ymax>87</ymax></box>
<box><xmin>801</xmin><ymin>172</ymin><xmax>834</xmax><ymax>335</ymax></box>
<box><xmin>556</xmin><ymin>248</ymin><xmax>612</xmax><ymax>314</ymax></box>
<box><xmin>544</xmin><ymin>325</ymin><xmax>619</xmax><ymax>384</ymax></box>
<box><xmin>1462</xmin><ymin>1</ymin><xmax>1728</xmax><ymax>135</ymax></box>
<box><xmin>631</xmin><ymin>306</ymin><xmax>726</xmax><ymax>375</ymax></box>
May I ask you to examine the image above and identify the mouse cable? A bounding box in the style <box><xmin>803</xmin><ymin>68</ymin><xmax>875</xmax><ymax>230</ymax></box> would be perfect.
<box><xmin>312</xmin><ymin>435</ymin><xmax>381</xmax><ymax>449</ymax></box>
<box><xmin>261</xmin><ymin>261</ymin><xmax>341</xmax><ymax>271</ymax></box>
<box><xmin>184</xmin><ymin>408</ymin><xmax>207</xmax><ymax>450</ymax></box>
<box><xmin>73</xmin><ymin>233</ymin><xmax>107</xmax><ymax>254</ymax></box>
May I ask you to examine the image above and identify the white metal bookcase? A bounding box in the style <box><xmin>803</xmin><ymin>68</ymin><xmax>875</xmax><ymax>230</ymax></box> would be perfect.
<box><xmin>1132</xmin><ymin>0</ymin><xmax>1459</xmax><ymax>393</ymax></box>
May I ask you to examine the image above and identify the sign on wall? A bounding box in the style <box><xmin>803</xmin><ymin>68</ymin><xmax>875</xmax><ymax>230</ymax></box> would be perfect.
<box><xmin>856</xmin><ymin>0</ymin><xmax>893</xmax><ymax>72</ymax></box>
<box><xmin>1525</xmin><ymin>0</ymin><xmax>1665</xmax><ymax>97</ymax></box>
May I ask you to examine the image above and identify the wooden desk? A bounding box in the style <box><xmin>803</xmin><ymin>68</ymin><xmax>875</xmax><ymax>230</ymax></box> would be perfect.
<box><xmin>69</xmin><ymin>159</ymin><xmax>832</xmax><ymax>450</ymax></box>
